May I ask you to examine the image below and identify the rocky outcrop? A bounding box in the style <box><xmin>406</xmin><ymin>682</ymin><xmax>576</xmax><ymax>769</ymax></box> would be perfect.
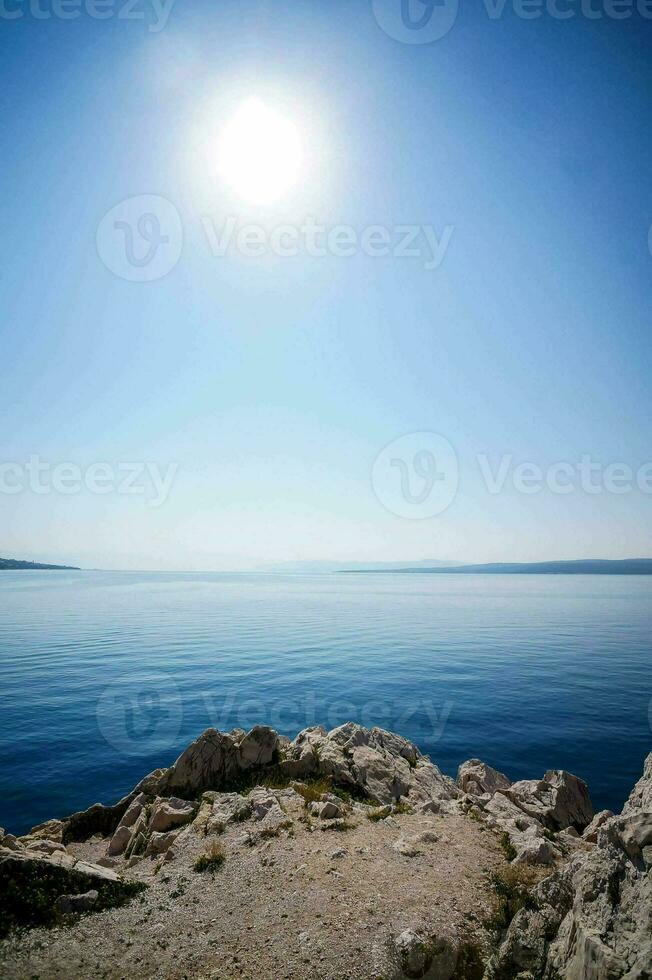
<box><xmin>3</xmin><ymin>723</ymin><xmax>651</xmax><ymax>980</ymax></box>
<box><xmin>457</xmin><ymin>760</ymin><xmax>511</xmax><ymax>797</ymax></box>
<box><xmin>485</xmin><ymin>752</ymin><xmax>652</xmax><ymax>980</ymax></box>
<box><xmin>622</xmin><ymin>750</ymin><xmax>652</xmax><ymax>814</ymax></box>
<box><xmin>160</xmin><ymin>725</ymin><xmax>279</xmax><ymax>796</ymax></box>
<box><xmin>279</xmin><ymin>722</ymin><xmax>458</xmax><ymax>806</ymax></box>
<box><xmin>504</xmin><ymin>770</ymin><xmax>593</xmax><ymax>832</ymax></box>
<box><xmin>457</xmin><ymin>759</ymin><xmax>595</xmax><ymax>868</ymax></box>
<box><xmin>55</xmin><ymin>723</ymin><xmax>458</xmax><ymax>852</ymax></box>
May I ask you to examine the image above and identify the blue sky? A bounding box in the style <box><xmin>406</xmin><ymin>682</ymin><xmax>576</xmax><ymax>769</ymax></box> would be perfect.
<box><xmin>1</xmin><ymin>0</ymin><xmax>651</xmax><ymax>568</ymax></box>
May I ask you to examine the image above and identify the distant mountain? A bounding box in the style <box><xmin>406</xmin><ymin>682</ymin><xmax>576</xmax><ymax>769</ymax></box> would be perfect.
<box><xmin>345</xmin><ymin>559</ymin><xmax>652</xmax><ymax>575</ymax></box>
<box><xmin>0</xmin><ymin>558</ymin><xmax>80</xmax><ymax>570</ymax></box>
<box><xmin>267</xmin><ymin>559</ymin><xmax>462</xmax><ymax>572</ymax></box>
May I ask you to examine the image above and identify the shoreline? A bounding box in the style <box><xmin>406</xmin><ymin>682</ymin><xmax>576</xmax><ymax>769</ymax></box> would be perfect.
<box><xmin>1</xmin><ymin>722</ymin><xmax>650</xmax><ymax>978</ymax></box>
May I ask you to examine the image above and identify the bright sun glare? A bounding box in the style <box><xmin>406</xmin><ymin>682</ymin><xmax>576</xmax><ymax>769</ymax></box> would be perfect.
<box><xmin>216</xmin><ymin>98</ymin><xmax>303</xmax><ymax>206</ymax></box>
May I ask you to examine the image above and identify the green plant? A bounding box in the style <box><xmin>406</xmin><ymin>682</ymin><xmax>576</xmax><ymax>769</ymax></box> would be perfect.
<box><xmin>0</xmin><ymin>859</ymin><xmax>146</xmax><ymax>937</ymax></box>
<box><xmin>394</xmin><ymin>800</ymin><xmax>413</xmax><ymax>815</ymax></box>
<box><xmin>452</xmin><ymin>937</ymin><xmax>485</xmax><ymax>979</ymax></box>
<box><xmin>366</xmin><ymin>810</ymin><xmax>386</xmax><ymax>822</ymax></box>
<box><xmin>258</xmin><ymin>821</ymin><xmax>292</xmax><ymax>840</ymax></box>
<box><xmin>484</xmin><ymin>866</ymin><xmax>538</xmax><ymax>934</ymax></box>
<box><xmin>292</xmin><ymin>778</ymin><xmax>335</xmax><ymax>806</ymax></box>
<box><xmin>321</xmin><ymin>819</ymin><xmax>356</xmax><ymax>832</ymax></box>
<box><xmin>498</xmin><ymin>832</ymin><xmax>517</xmax><ymax>862</ymax></box>
<box><xmin>193</xmin><ymin>840</ymin><xmax>225</xmax><ymax>873</ymax></box>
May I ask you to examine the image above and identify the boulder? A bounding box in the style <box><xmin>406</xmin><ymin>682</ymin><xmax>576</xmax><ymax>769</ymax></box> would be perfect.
<box><xmin>19</xmin><ymin>839</ymin><xmax>66</xmax><ymax>856</ymax></box>
<box><xmin>203</xmin><ymin>792</ymin><xmax>252</xmax><ymax>833</ymax></box>
<box><xmin>247</xmin><ymin>787</ymin><xmax>289</xmax><ymax>831</ymax></box>
<box><xmin>0</xmin><ymin>848</ymin><xmax>120</xmax><ymax>885</ymax></box>
<box><xmin>456</xmin><ymin>759</ymin><xmax>511</xmax><ymax>797</ymax></box>
<box><xmin>505</xmin><ymin>769</ymin><xmax>594</xmax><ymax>832</ymax></box>
<box><xmin>25</xmin><ymin>819</ymin><xmax>64</xmax><ymax>843</ymax></box>
<box><xmin>512</xmin><ymin>835</ymin><xmax>556</xmax><ymax>866</ymax></box>
<box><xmin>161</xmin><ymin>728</ymin><xmax>240</xmax><ymax>795</ymax></box>
<box><xmin>54</xmin><ymin>890</ymin><xmax>98</xmax><ymax>915</ymax></box>
<box><xmin>582</xmin><ymin>809</ymin><xmax>614</xmax><ymax>843</ymax></box>
<box><xmin>308</xmin><ymin>800</ymin><xmax>342</xmax><ymax>820</ymax></box>
<box><xmin>484</xmin><ymin>789</ymin><xmax>544</xmax><ymax>835</ymax></box>
<box><xmin>149</xmin><ymin>797</ymin><xmax>195</xmax><ymax>833</ymax></box>
<box><xmin>145</xmin><ymin>830</ymin><xmax>179</xmax><ymax>856</ymax></box>
<box><xmin>235</xmin><ymin>725</ymin><xmax>279</xmax><ymax>769</ymax></box>
<box><xmin>107</xmin><ymin>824</ymin><xmax>134</xmax><ymax>857</ymax></box>
<box><xmin>159</xmin><ymin>726</ymin><xmax>277</xmax><ymax>798</ymax></box>
<box><xmin>393</xmin><ymin>831</ymin><xmax>439</xmax><ymax>857</ymax></box>
<box><xmin>277</xmin><ymin>726</ymin><xmax>323</xmax><ymax>780</ymax></box>
<box><xmin>389</xmin><ymin>927</ymin><xmax>459</xmax><ymax>980</ymax></box>
<box><xmin>119</xmin><ymin>793</ymin><xmax>147</xmax><ymax>829</ymax></box>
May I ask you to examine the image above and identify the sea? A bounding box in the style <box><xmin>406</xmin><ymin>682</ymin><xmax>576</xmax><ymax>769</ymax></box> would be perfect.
<box><xmin>1</xmin><ymin>570</ymin><xmax>650</xmax><ymax>835</ymax></box>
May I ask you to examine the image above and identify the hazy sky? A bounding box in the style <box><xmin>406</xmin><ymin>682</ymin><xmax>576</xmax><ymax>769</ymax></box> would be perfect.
<box><xmin>1</xmin><ymin>1</ymin><xmax>651</xmax><ymax>569</ymax></box>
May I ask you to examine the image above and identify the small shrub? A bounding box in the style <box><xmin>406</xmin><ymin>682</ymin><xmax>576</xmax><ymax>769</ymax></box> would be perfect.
<box><xmin>452</xmin><ymin>937</ymin><xmax>485</xmax><ymax>979</ymax></box>
<box><xmin>0</xmin><ymin>860</ymin><xmax>146</xmax><ymax>936</ymax></box>
<box><xmin>292</xmin><ymin>778</ymin><xmax>334</xmax><ymax>806</ymax></box>
<box><xmin>394</xmin><ymin>800</ymin><xmax>413</xmax><ymax>815</ymax></box>
<box><xmin>484</xmin><ymin>866</ymin><xmax>538</xmax><ymax>934</ymax></box>
<box><xmin>366</xmin><ymin>810</ymin><xmax>385</xmax><ymax>823</ymax></box>
<box><xmin>193</xmin><ymin>841</ymin><xmax>225</xmax><ymax>873</ymax></box>
<box><xmin>498</xmin><ymin>831</ymin><xmax>517</xmax><ymax>862</ymax></box>
<box><xmin>321</xmin><ymin>819</ymin><xmax>356</xmax><ymax>832</ymax></box>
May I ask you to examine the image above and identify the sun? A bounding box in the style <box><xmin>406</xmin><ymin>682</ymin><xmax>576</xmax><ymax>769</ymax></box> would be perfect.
<box><xmin>216</xmin><ymin>98</ymin><xmax>303</xmax><ymax>206</ymax></box>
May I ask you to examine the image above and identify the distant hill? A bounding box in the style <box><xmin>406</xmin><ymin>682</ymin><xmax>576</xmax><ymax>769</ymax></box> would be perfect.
<box><xmin>268</xmin><ymin>559</ymin><xmax>462</xmax><ymax>572</ymax></box>
<box><xmin>0</xmin><ymin>558</ymin><xmax>80</xmax><ymax>570</ymax></box>
<box><xmin>345</xmin><ymin>559</ymin><xmax>652</xmax><ymax>575</ymax></box>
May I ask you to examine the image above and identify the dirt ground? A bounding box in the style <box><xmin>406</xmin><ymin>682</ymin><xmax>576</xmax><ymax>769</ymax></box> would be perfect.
<box><xmin>0</xmin><ymin>792</ymin><xmax>507</xmax><ymax>980</ymax></box>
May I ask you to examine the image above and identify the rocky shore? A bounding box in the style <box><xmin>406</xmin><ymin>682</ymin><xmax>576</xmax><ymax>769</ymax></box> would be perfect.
<box><xmin>0</xmin><ymin>723</ymin><xmax>649</xmax><ymax>979</ymax></box>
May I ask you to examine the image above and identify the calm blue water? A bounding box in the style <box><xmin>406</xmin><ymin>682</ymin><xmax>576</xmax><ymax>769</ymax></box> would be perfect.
<box><xmin>1</xmin><ymin>571</ymin><xmax>650</xmax><ymax>835</ymax></box>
